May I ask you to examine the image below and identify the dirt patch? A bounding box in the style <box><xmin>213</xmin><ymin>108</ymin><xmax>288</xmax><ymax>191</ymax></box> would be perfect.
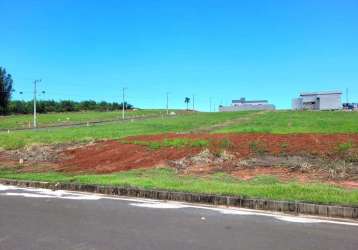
<box><xmin>125</xmin><ymin>133</ymin><xmax>358</xmax><ymax>160</ymax></box>
<box><xmin>168</xmin><ymin>150</ymin><xmax>327</xmax><ymax>178</ymax></box>
<box><xmin>0</xmin><ymin>142</ymin><xmax>90</xmax><ymax>172</ymax></box>
<box><xmin>169</xmin><ymin>149</ymin><xmax>236</xmax><ymax>174</ymax></box>
<box><xmin>56</xmin><ymin>140</ymin><xmax>202</xmax><ymax>173</ymax></box>
<box><xmin>1</xmin><ymin>132</ymin><xmax>358</xmax><ymax>187</ymax></box>
<box><xmin>169</xmin><ymin>150</ymin><xmax>358</xmax><ymax>188</ymax></box>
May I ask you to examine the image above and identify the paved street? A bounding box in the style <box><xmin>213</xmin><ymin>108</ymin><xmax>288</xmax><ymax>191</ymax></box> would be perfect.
<box><xmin>0</xmin><ymin>184</ymin><xmax>357</xmax><ymax>250</ymax></box>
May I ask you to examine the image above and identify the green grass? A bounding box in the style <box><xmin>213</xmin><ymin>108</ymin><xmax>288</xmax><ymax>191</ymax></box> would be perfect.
<box><xmin>215</xmin><ymin>110</ymin><xmax>358</xmax><ymax>134</ymax></box>
<box><xmin>0</xmin><ymin>111</ymin><xmax>254</xmax><ymax>149</ymax></box>
<box><xmin>1</xmin><ymin>110</ymin><xmax>358</xmax><ymax>150</ymax></box>
<box><xmin>0</xmin><ymin>167</ymin><xmax>357</xmax><ymax>206</ymax></box>
<box><xmin>0</xmin><ymin>109</ymin><xmax>166</xmax><ymax>130</ymax></box>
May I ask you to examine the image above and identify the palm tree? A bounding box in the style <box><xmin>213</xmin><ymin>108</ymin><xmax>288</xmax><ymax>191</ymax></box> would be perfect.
<box><xmin>184</xmin><ymin>97</ymin><xmax>190</xmax><ymax>111</ymax></box>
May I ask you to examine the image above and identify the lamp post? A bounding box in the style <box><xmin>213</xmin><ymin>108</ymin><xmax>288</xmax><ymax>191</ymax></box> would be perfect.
<box><xmin>122</xmin><ymin>87</ymin><xmax>127</xmax><ymax>120</ymax></box>
<box><xmin>18</xmin><ymin>80</ymin><xmax>45</xmax><ymax>128</ymax></box>
<box><xmin>33</xmin><ymin>79</ymin><xmax>42</xmax><ymax>128</ymax></box>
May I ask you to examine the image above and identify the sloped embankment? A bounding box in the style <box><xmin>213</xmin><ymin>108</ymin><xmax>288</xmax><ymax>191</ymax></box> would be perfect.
<box><xmin>2</xmin><ymin>133</ymin><xmax>358</xmax><ymax>187</ymax></box>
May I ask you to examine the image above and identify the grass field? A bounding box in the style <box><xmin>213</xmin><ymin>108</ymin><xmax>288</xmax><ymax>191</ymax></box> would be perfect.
<box><xmin>0</xmin><ymin>111</ymin><xmax>254</xmax><ymax>149</ymax></box>
<box><xmin>0</xmin><ymin>167</ymin><xmax>357</xmax><ymax>205</ymax></box>
<box><xmin>1</xmin><ymin>110</ymin><xmax>358</xmax><ymax>150</ymax></box>
<box><xmin>0</xmin><ymin>109</ymin><xmax>167</xmax><ymax>130</ymax></box>
<box><xmin>215</xmin><ymin>110</ymin><xmax>358</xmax><ymax>133</ymax></box>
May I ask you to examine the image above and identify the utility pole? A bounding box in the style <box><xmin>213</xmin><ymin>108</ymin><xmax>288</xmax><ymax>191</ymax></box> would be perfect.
<box><xmin>346</xmin><ymin>88</ymin><xmax>349</xmax><ymax>103</ymax></box>
<box><xmin>33</xmin><ymin>79</ymin><xmax>42</xmax><ymax>128</ymax></box>
<box><xmin>166</xmin><ymin>92</ymin><xmax>169</xmax><ymax>115</ymax></box>
<box><xmin>122</xmin><ymin>87</ymin><xmax>127</xmax><ymax>120</ymax></box>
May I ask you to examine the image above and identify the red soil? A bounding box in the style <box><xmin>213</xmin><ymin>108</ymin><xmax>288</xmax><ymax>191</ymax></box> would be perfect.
<box><xmin>0</xmin><ymin>152</ymin><xmax>16</xmax><ymax>167</ymax></box>
<box><xmin>231</xmin><ymin>167</ymin><xmax>322</xmax><ymax>182</ymax></box>
<box><xmin>126</xmin><ymin>133</ymin><xmax>358</xmax><ymax>158</ymax></box>
<box><xmin>2</xmin><ymin>133</ymin><xmax>357</xmax><ymax>188</ymax></box>
<box><xmin>58</xmin><ymin>140</ymin><xmax>202</xmax><ymax>173</ymax></box>
<box><xmin>57</xmin><ymin>133</ymin><xmax>358</xmax><ymax>172</ymax></box>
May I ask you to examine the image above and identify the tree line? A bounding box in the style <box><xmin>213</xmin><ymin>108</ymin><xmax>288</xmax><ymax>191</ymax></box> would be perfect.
<box><xmin>8</xmin><ymin>100</ymin><xmax>134</xmax><ymax>114</ymax></box>
<box><xmin>0</xmin><ymin>66</ymin><xmax>134</xmax><ymax>115</ymax></box>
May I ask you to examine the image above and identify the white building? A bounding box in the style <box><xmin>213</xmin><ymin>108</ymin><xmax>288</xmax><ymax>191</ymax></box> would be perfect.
<box><xmin>219</xmin><ymin>98</ymin><xmax>275</xmax><ymax>112</ymax></box>
<box><xmin>292</xmin><ymin>91</ymin><xmax>342</xmax><ymax>111</ymax></box>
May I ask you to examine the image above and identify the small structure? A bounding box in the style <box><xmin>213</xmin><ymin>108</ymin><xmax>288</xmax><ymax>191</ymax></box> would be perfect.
<box><xmin>292</xmin><ymin>91</ymin><xmax>342</xmax><ymax>111</ymax></box>
<box><xmin>343</xmin><ymin>103</ymin><xmax>358</xmax><ymax>111</ymax></box>
<box><xmin>219</xmin><ymin>98</ymin><xmax>275</xmax><ymax>112</ymax></box>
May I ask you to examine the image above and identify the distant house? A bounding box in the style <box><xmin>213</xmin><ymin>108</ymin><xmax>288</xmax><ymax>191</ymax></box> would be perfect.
<box><xmin>219</xmin><ymin>98</ymin><xmax>275</xmax><ymax>112</ymax></box>
<box><xmin>343</xmin><ymin>103</ymin><xmax>358</xmax><ymax>111</ymax></box>
<box><xmin>292</xmin><ymin>91</ymin><xmax>342</xmax><ymax>111</ymax></box>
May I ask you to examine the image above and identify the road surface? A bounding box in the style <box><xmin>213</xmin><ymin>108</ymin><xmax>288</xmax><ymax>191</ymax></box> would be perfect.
<box><xmin>0</xmin><ymin>184</ymin><xmax>357</xmax><ymax>250</ymax></box>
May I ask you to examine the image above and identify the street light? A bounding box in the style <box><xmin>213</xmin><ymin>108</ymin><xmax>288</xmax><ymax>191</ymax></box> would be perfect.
<box><xmin>122</xmin><ymin>87</ymin><xmax>127</xmax><ymax>120</ymax></box>
<box><xmin>18</xmin><ymin>80</ymin><xmax>45</xmax><ymax>128</ymax></box>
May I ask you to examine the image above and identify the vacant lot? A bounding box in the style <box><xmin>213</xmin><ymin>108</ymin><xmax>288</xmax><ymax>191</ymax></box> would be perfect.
<box><xmin>1</xmin><ymin>110</ymin><xmax>358</xmax><ymax>206</ymax></box>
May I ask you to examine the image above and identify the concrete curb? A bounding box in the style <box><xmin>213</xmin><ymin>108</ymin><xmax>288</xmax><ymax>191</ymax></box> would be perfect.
<box><xmin>1</xmin><ymin>179</ymin><xmax>357</xmax><ymax>220</ymax></box>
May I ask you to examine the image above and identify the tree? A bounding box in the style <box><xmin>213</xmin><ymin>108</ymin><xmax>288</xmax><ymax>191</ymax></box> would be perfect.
<box><xmin>0</xmin><ymin>67</ymin><xmax>14</xmax><ymax>115</ymax></box>
<box><xmin>119</xmin><ymin>102</ymin><xmax>133</xmax><ymax>110</ymax></box>
<box><xmin>60</xmin><ymin>100</ymin><xmax>77</xmax><ymax>112</ymax></box>
<box><xmin>184</xmin><ymin>97</ymin><xmax>190</xmax><ymax>111</ymax></box>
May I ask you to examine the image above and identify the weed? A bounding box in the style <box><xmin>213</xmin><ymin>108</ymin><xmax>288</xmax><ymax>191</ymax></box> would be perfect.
<box><xmin>326</xmin><ymin>160</ymin><xmax>351</xmax><ymax>180</ymax></box>
<box><xmin>336</xmin><ymin>141</ymin><xmax>358</xmax><ymax>162</ymax></box>
<box><xmin>163</xmin><ymin>138</ymin><xmax>189</xmax><ymax>148</ymax></box>
<box><xmin>279</xmin><ymin>142</ymin><xmax>289</xmax><ymax>156</ymax></box>
<box><xmin>148</xmin><ymin>142</ymin><xmax>162</xmax><ymax>150</ymax></box>
<box><xmin>249</xmin><ymin>140</ymin><xmax>268</xmax><ymax>155</ymax></box>
<box><xmin>219</xmin><ymin>138</ymin><xmax>234</xmax><ymax>149</ymax></box>
<box><xmin>337</xmin><ymin>141</ymin><xmax>353</xmax><ymax>154</ymax></box>
<box><xmin>137</xmin><ymin>138</ymin><xmax>210</xmax><ymax>150</ymax></box>
<box><xmin>190</xmin><ymin>139</ymin><xmax>209</xmax><ymax>148</ymax></box>
<box><xmin>212</xmin><ymin>150</ymin><xmax>222</xmax><ymax>158</ymax></box>
<box><xmin>280</xmin><ymin>142</ymin><xmax>289</xmax><ymax>150</ymax></box>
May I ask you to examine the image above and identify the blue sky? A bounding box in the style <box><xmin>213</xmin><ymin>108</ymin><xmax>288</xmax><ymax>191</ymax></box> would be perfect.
<box><xmin>1</xmin><ymin>0</ymin><xmax>357</xmax><ymax>111</ymax></box>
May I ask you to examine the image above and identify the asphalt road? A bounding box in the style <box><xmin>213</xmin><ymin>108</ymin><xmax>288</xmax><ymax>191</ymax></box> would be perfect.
<box><xmin>0</xmin><ymin>184</ymin><xmax>357</xmax><ymax>250</ymax></box>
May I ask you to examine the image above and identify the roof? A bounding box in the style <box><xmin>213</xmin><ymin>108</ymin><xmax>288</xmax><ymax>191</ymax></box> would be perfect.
<box><xmin>232</xmin><ymin>100</ymin><xmax>268</xmax><ymax>104</ymax></box>
<box><xmin>300</xmin><ymin>91</ymin><xmax>342</xmax><ymax>96</ymax></box>
<box><xmin>302</xmin><ymin>96</ymin><xmax>317</xmax><ymax>103</ymax></box>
